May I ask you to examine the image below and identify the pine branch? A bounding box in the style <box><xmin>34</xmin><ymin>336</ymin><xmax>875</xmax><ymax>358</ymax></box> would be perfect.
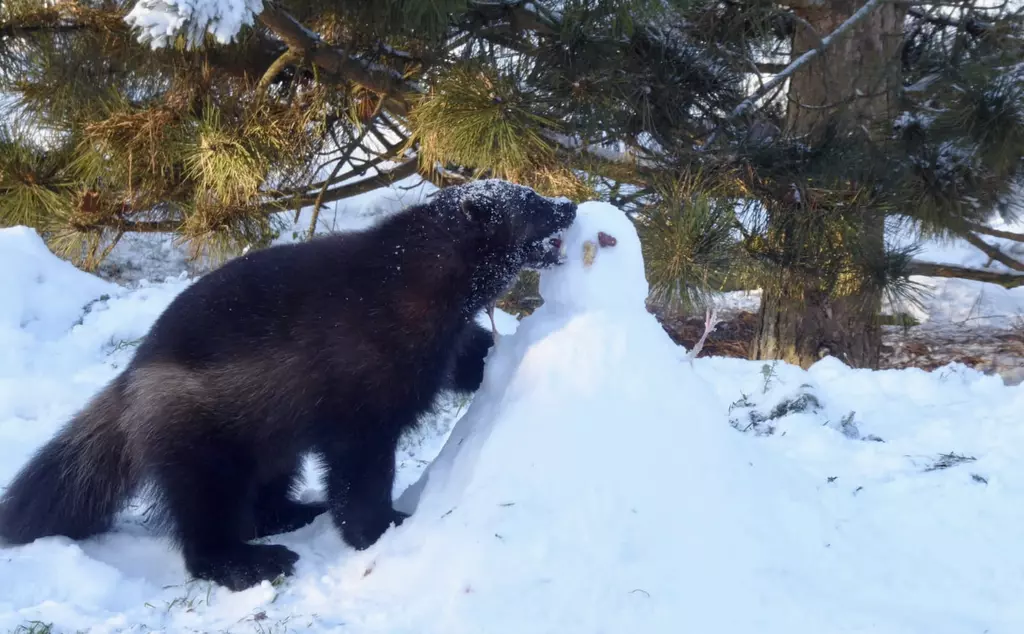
<box><xmin>0</xmin><ymin>22</ymin><xmax>92</xmax><ymax>37</ymax></box>
<box><xmin>261</xmin><ymin>157</ymin><xmax>420</xmax><ymax>215</ymax></box>
<box><xmin>908</xmin><ymin>261</ymin><xmax>1024</xmax><ymax>289</ymax></box>
<box><xmin>255</xmin><ymin>2</ymin><xmax>421</xmax><ymax>117</ymax></box>
<box><xmin>964</xmin><ymin>221</ymin><xmax>1024</xmax><ymax>243</ymax></box>
<box><xmin>907</xmin><ymin>7</ymin><xmax>992</xmax><ymax>36</ymax></box>
<box><xmin>250</xmin><ymin>0</ymin><xmax>661</xmax><ymax>184</ymax></box>
<box><xmin>959</xmin><ymin>230</ymin><xmax>1024</xmax><ymax>272</ymax></box>
<box><xmin>34</xmin><ymin>158</ymin><xmax>420</xmax><ymax>238</ymax></box>
<box><xmin>307</xmin><ymin>105</ymin><xmax>385</xmax><ymax>239</ymax></box>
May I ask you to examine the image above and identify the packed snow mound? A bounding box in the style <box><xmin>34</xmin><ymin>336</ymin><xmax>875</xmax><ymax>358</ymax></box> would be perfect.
<box><xmin>381</xmin><ymin>202</ymin><xmax>1024</xmax><ymax>633</ymax></box>
<box><xmin>1</xmin><ymin>209</ymin><xmax>1024</xmax><ymax>633</ymax></box>
<box><xmin>538</xmin><ymin>201</ymin><xmax>649</xmax><ymax>312</ymax></box>
<box><xmin>383</xmin><ymin>202</ymin><xmax>833</xmax><ymax>633</ymax></box>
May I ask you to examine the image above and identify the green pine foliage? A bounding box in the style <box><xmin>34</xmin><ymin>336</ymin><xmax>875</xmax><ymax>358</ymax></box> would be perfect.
<box><xmin>0</xmin><ymin>0</ymin><xmax>332</xmax><ymax>267</ymax></box>
<box><xmin>411</xmin><ymin>65</ymin><xmax>557</xmax><ymax>181</ymax></box>
<box><xmin>635</xmin><ymin>173</ymin><xmax>748</xmax><ymax>312</ymax></box>
<box><xmin>1</xmin><ymin>0</ymin><xmax>1021</xmax><ymax>346</ymax></box>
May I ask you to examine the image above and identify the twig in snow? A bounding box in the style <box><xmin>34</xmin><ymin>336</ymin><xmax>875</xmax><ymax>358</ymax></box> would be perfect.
<box><xmin>923</xmin><ymin>452</ymin><xmax>977</xmax><ymax>472</ymax></box>
<box><xmin>685</xmin><ymin>307</ymin><xmax>721</xmax><ymax>364</ymax></box>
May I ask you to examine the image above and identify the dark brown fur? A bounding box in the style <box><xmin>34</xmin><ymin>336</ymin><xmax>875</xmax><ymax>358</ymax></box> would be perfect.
<box><xmin>0</xmin><ymin>180</ymin><xmax>575</xmax><ymax>591</ymax></box>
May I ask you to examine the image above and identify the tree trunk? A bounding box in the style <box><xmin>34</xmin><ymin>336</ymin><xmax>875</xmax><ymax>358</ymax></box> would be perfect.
<box><xmin>751</xmin><ymin>0</ymin><xmax>906</xmax><ymax>369</ymax></box>
<box><xmin>752</xmin><ymin>279</ymin><xmax>887</xmax><ymax>367</ymax></box>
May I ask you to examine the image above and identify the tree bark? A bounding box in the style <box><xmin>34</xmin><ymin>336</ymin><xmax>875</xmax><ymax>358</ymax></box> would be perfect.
<box><xmin>752</xmin><ymin>0</ymin><xmax>907</xmax><ymax>370</ymax></box>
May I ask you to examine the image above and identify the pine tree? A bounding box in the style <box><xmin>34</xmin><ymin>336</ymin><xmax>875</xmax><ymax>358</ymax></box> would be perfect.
<box><xmin>2</xmin><ymin>0</ymin><xmax>1022</xmax><ymax>370</ymax></box>
<box><xmin>730</xmin><ymin>1</ymin><xmax>1024</xmax><ymax>368</ymax></box>
<box><xmin>3</xmin><ymin>0</ymin><xmax>735</xmax><ymax>268</ymax></box>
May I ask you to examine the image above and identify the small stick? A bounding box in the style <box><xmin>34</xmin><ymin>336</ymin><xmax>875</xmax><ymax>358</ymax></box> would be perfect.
<box><xmin>486</xmin><ymin>304</ymin><xmax>498</xmax><ymax>339</ymax></box>
<box><xmin>685</xmin><ymin>307</ymin><xmax>721</xmax><ymax>364</ymax></box>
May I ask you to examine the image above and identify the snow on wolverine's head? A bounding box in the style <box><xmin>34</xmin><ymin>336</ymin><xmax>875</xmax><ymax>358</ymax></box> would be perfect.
<box><xmin>428</xmin><ymin>180</ymin><xmax>577</xmax><ymax>270</ymax></box>
<box><xmin>537</xmin><ymin>201</ymin><xmax>649</xmax><ymax>313</ymax></box>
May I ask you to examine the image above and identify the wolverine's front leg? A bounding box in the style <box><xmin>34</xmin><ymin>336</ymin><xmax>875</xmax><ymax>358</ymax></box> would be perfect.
<box><xmin>447</xmin><ymin>323</ymin><xmax>494</xmax><ymax>393</ymax></box>
<box><xmin>320</xmin><ymin>429</ymin><xmax>408</xmax><ymax>550</ymax></box>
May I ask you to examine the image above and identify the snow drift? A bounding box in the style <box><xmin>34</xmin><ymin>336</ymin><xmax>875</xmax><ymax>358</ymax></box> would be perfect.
<box><xmin>381</xmin><ymin>202</ymin><xmax>830</xmax><ymax>633</ymax></box>
<box><xmin>0</xmin><ymin>210</ymin><xmax>1023</xmax><ymax>633</ymax></box>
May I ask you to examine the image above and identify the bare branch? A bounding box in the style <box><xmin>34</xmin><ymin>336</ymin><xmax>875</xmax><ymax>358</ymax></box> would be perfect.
<box><xmin>964</xmin><ymin>221</ymin><xmax>1024</xmax><ymax>243</ymax></box>
<box><xmin>959</xmin><ymin>231</ymin><xmax>1024</xmax><ymax>272</ymax></box>
<box><xmin>256</xmin><ymin>48</ymin><xmax>301</xmax><ymax>97</ymax></box>
<box><xmin>704</xmin><ymin>0</ymin><xmax>890</xmax><ymax>147</ymax></box>
<box><xmin>907</xmin><ymin>7</ymin><xmax>992</xmax><ymax>36</ymax></box>
<box><xmin>756</xmin><ymin>62</ymin><xmax>789</xmax><ymax>74</ymax></box>
<box><xmin>261</xmin><ymin>157</ymin><xmax>420</xmax><ymax>215</ymax></box>
<box><xmin>119</xmin><ymin>219</ymin><xmax>184</xmax><ymax>233</ymax></box>
<box><xmin>908</xmin><ymin>261</ymin><xmax>1024</xmax><ymax>288</ymax></box>
<box><xmin>307</xmin><ymin>104</ymin><xmax>385</xmax><ymax>240</ymax></box>
<box><xmin>776</xmin><ymin>0</ymin><xmax>827</xmax><ymax>8</ymax></box>
<box><xmin>256</xmin><ymin>2</ymin><xmax>420</xmax><ymax>116</ymax></box>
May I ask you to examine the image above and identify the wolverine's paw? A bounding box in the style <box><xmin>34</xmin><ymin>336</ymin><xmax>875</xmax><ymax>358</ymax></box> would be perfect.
<box><xmin>341</xmin><ymin>509</ymin><xmax>409</xmax><ymax>551</ymax></box>
<box><xmin>253</xmin><ymin>500</ymin><xmax>328</xmax><ymax>539</ymax></box>
<box><xmin>393</xmin><ymin>509</ymin><xmax>410</xmax><ymax>525</ymax></box>
<box><xmin>186</xmin><ymin>543</ymin><xmax>299</xmax><ymax>592</ymax></box>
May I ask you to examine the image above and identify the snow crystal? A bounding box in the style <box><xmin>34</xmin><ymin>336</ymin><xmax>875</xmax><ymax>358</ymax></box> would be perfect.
<box><xmin>124</xmin><ymin>0</ymin><xmax>264</xmax><ymax>48</ymax></box>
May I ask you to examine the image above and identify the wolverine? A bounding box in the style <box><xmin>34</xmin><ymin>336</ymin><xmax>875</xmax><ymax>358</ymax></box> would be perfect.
<box><xmin>0</xmin><ymin>180</ymin><xmax>576</xmax><ymax>591</ymax></box>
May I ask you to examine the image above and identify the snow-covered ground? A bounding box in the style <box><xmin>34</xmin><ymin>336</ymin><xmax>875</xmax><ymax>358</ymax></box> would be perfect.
<box><xmin>1</xmin><ymin>200</ymin><xmax>1023</xmax><ymax>633</ymax></box>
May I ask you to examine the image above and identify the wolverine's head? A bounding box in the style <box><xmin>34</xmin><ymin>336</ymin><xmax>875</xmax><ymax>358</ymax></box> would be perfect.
<box><xmin>432</xmin><ymin>179</ymin><xmax>577</xmax><ymax>270</ymax></box>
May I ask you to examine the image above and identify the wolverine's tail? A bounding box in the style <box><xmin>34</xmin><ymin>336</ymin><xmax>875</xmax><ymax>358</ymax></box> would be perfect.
<box><xmin>0</xmin><ymin>376</ymin><xmax>137</xmax><ymax>544</ymax></box>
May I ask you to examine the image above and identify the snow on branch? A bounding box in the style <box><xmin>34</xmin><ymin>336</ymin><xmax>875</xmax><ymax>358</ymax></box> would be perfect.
<box><xmin>125</xmin><ymin>0</ymin><xmax>264</xmax><ymax>48</ymax></box>
<box><xmin>123</xmin><ymin>0</ymin><xmax>420</xmax><ymax>115</ymax></box>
